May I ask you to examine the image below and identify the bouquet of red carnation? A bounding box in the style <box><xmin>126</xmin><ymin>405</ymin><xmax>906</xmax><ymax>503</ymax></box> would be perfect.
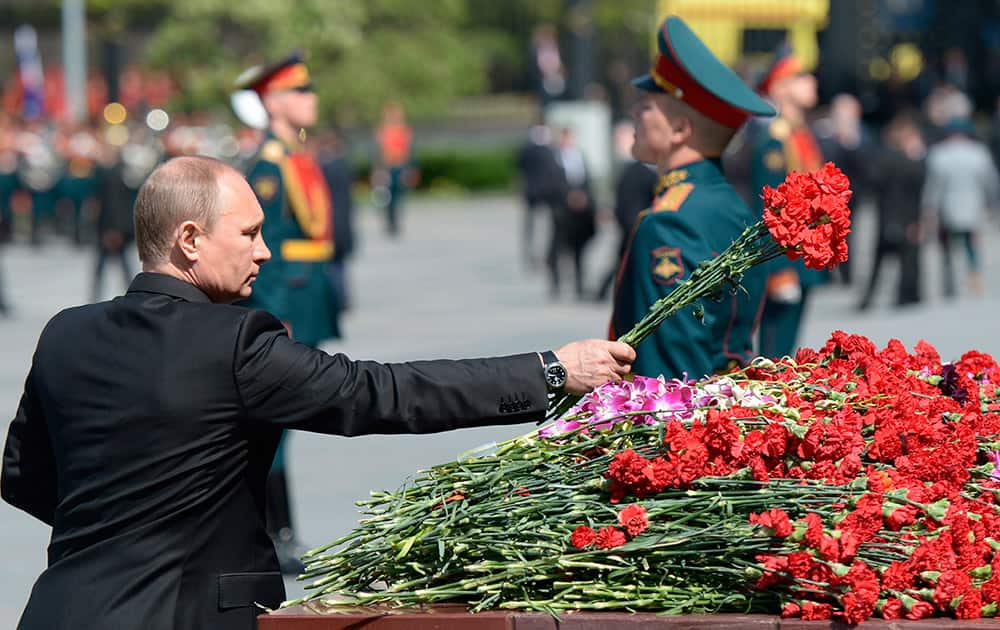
<box><xmin>291</xmin><ymin>333</ymin><xmax>1000</xmax><ymax>625</ymax></box>
<box><xmin>546</xmin><ymin>162</ymin><xmax>853</xmax><ymax>420</ymax></box>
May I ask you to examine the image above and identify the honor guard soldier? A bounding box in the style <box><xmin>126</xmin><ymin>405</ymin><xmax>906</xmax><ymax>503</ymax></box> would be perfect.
<box><xmin>750</xmin><ymin>46</ymin><xmax>825</xmax><ymax>359</ymax></box>
<box><xmin>610</xmin><ymin>15</ymin><xmax>773</xmax><ymax>380</ymax></box>
<box><xmin>234</xmin><ymin>52</ymin><xmax>339</xmax><ymax>573</ymax></box>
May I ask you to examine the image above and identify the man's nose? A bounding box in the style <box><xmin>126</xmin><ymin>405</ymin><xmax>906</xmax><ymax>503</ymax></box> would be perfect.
<box><xmin>256</xmin><ymin>239</ymin><xmax>272</xmax><ymax>263</ymax></box>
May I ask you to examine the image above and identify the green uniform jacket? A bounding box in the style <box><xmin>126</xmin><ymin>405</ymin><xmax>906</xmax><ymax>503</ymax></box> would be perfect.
<box><xmin>241</xmin><ymin>133</ymin><xmax>339</xmax><ymax>347</ymax></box>
<box><xmin>749</xmin><ymin>117</ymin><xmax>828</xmax><ymax>287</ymax></box>
<box><xmin>610</xmin><ymin>159</ymin><xmax>766</xmax><ymax>380</ymax></box>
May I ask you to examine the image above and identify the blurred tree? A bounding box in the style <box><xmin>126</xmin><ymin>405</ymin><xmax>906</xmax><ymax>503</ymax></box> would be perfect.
<box><xmin>2</xmin><ymin>0</ymin><xmax>655</xmax><ymax>122</ymax></box>
<box><xmin>139</xmin><ymin>0</ymin><xmax>490</xmax><ymax>124</ymax></box>
<box><xmin>138</xmin><ymin>0</ymin><xmax>653</xmax><ymax>121</ymax></box>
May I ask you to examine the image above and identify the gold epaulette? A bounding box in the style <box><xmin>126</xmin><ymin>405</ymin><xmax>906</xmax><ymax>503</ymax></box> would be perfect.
<box><xmin>653</xmin><ymin>182</ymin><xmax>694</xmax><ymax>213</ymax></box>
<box><xmin>769</xmin><ymin>118</ymin><xmax>791</xmax><ymax>141</ymax></box>
<box><xmin>259</xmin><ymin>139</ymin><xmax>286</xmax><ymax>163</ymax></box>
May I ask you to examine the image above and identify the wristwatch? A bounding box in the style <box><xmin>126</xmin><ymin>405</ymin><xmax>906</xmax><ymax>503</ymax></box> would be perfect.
<box><xmin>540</xmin><ymin>350</ymin><xmax>567</xmax><ymax>393</ymax></box>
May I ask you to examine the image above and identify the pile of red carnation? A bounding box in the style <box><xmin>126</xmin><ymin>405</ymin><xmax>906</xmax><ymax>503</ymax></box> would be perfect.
<box><xmin>565</xmin><ymin>332</ymin><xmax>1000</xmax><ymax>623</ymax></box>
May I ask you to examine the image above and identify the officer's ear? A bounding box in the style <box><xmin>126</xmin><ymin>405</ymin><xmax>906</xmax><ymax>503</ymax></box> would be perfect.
<box><xmin>670</xmin><ymin>115</ymin><xmax>694</xmax><ymax>145</ymax></box>
<box><xmin>177</xmin><ymin>220</ymin><xmax>201</xmax><ymax>262</ymax></box>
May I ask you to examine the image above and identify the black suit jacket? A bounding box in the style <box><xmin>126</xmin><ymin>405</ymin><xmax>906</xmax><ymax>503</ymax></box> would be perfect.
<box><xmin>2</xmin><ymin>272</ymin><xmax>546</xmax><ymax>630</ymax></box>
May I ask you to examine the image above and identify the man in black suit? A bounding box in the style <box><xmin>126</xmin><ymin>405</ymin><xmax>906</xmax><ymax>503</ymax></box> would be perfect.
<box><xmin>2</xmin><ymin>156</ymin><xmax>634</xmax><ymax>630</ymax></box>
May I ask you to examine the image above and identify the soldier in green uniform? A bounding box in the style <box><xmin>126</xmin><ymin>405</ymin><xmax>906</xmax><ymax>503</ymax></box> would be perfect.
<box><xmin>610</xmin><ymin>15</ymin><xmax>774</xmax><ymax>380</ymax></box>
<box><xmin>750</xmin><ymin>46</ymin><xmax>825</xmax><ymax>359</ymax></box>
<box><xmin>234</xmin><ymin>52</ymin><xmax>340</xmax><ymax>573</ymax></box>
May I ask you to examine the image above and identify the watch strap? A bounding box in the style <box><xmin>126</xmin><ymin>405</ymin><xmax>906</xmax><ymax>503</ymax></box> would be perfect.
<box><xmin>541</xmin><ymin>350</ymin><xmax>559</xmax><ymax>367</ymax></box>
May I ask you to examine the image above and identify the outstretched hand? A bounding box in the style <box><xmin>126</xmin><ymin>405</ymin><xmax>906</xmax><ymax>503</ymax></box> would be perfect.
<box><xmin>555</xmin><ymin>340</ymin><xmax>636</xmax><ymax>395</ymax></box>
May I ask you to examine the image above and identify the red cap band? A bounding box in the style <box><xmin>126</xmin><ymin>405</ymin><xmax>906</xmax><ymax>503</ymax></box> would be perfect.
<box><xmin>254</xmin><ymin>63</ymin><xmax>311</xmax><ymax>96</ymax></box>
<box><xmin>757</xmin><ymin>55</ymin><xmax>802</xmax><ymax>95</ymax></box>
<box><xmin>652</xmin><ymin>52</ymin><xmax>749</xmax><ymax>129</ymax></box>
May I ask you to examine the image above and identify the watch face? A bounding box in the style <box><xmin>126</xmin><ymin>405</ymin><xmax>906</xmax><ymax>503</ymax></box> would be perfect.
<box><xmin>546</xmin><ymin>364</ymin><xmax>567</xmax><ymax>388</ymax></box>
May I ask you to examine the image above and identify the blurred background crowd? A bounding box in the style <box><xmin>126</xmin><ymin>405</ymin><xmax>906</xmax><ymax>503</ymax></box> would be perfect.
<box><xmin>4</xmin><ymin>0</ymin><xmax>1000</xmax><ymax>614</ymax></box>
<box><xmin>0</xmin><ymin>0</ymin><xmax>999</xmax><ymax>320</ymax></box>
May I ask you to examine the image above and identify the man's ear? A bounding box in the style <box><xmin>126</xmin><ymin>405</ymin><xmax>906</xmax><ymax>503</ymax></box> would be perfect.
<box><xmin>671</xmin><ymin>116</ymin><xmax>694</xmax><ymax>145</ymax></box>
<box><xmin>177</xmin><ymin>220</ymin><xmax>201</xmax><ymax>262</ymax></box>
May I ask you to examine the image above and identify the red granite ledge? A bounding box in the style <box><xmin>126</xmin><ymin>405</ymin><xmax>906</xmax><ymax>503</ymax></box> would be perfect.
<box><xmin>258</xmin><ymin>606</ymin><xmax>1000</xmax><ymax>629</ymax></box>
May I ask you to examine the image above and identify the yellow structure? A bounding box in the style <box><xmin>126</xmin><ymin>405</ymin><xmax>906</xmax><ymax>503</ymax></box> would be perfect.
<box><xmin>657</xmin><ymin>0</ymin><xmax>829</xmax><ymax>70</ymax></box>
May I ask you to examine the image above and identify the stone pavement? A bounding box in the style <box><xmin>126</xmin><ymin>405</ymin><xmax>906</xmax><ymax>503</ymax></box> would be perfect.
<box><xmin>0</xmin><ymin>194</ymin><xmax>997</xmax><ymax>623</ymax></box>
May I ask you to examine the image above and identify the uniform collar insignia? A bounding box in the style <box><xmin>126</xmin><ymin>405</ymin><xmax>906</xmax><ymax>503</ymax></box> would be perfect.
<box><xmin>655</xmin><ymin>169</ymin><xmax>688</xmax><ymax>196</ymax></box>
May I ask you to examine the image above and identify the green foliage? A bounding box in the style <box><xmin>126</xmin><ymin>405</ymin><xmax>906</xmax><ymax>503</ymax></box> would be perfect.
<box><xmin>353</xmin><ymin>145</ymin><xmax>517</xmax><ymax>193</ymax></box>
<box><xmin>413</xmin><ymin>146</ymin><xmax>517</xmax><ymax>193</ymax></box>
<box><xmin>138</xmin><ymin>0</ymin><xmax>491</xmax><ymax>124</ymax></box>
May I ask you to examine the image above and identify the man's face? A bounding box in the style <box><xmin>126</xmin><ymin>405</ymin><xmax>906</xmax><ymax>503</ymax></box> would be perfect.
<box><xmin>631</xmin><ymin>93</ymin><xmax>677</xmax><ymax>164</ymax></box>
<box><xmin>193</xmin><ymin>173</ymin><xmax>271</xmax><ymax>303</ymax></box>
<box><xmin>782</xmin><ymin>73</ymin><xmax>818</xmax><ymax>111</ymax></box>
<box><xmin>284</xmin><ymin>90</ymin><xmax>318</xmax><ymax>129</ymax></box>
<box><xmin>264</xmin><ymin>90</ymin><xmax>318</xmax><ymax>130</ymax></box>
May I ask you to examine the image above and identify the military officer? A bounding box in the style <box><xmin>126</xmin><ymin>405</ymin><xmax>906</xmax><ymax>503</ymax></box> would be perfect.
<box><xmin>234</xmin><ymin>52</ymin><xmax>339</xmax><ymax>573</ymax></box>
<box><xmin>610</xmin><ymin>15</ymin><xmax>773</xmax><ymax>380</ymax></box>
<box><xmin>750</xmin><ymin>46</ymin><xmax>825</xmax><ymax>359</ymax></box>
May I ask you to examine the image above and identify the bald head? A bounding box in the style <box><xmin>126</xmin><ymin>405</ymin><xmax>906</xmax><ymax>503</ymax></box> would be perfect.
<box><xmin>134</xmin><ymin>156</ymin><xmax>237</xmax><ymax>264</ymax></box>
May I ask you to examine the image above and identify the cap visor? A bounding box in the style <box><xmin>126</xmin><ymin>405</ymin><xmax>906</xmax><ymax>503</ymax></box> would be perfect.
<box><xmin>631</xmin><ymin>74</ymin><xmax>662</xmax><ymax>92</ymax></box>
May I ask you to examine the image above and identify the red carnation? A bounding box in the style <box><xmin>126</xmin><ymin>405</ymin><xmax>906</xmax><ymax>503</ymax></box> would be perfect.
<box><xmin>594</xmin><ymin>526</ymin><xmax>626</xmax><ymax>549</ymax></box>
<box><xmin>781</xmin><ymin>602</ymin><xmax>801</xmax><ymax>618</ymax></box>
<box><xmin>955</xmin><ymin>588</ymin><xmax>983</xmax><ymax>619</ymax></box>
<box><xmin>749</xmin><ymin>508</ymin><xmax>792</xmax><ymax>537</ymax></box>
<box><xmin>801</xmin><ymin>601</ymin><xmax>833</xmax><ymax>620</ymax></box>
<box><xmin>905</xmin><ymin>600</ymin><xmax>935</xmax><ymax>620</ymax></box>
<box><xmin>882</xmin><ymin>598</ymin><xmax>904</xmax><ymax>620</ymax></box>
<box><xmin>570</xmin><ymin>525</ymin><xmax>596</xmax><ymax>549</ymax></box>
<box><xmin>762</xmin><ymin>162</ymin><xmax>852</xmax><ymax>270</ymax></box>
<box><xmin>838</xmin><ymin>592</ymin><xmax>877</xmax><ymax>625</ymax></box>
<box><xmin>934</xmin><ymin>569</ymin><xmax>973</xmax><ymax>609</ymax></box>
<box><xmin>618</xmin><ymin>504</ymin><xmax>650</xmax><ymax>537</ymax></box>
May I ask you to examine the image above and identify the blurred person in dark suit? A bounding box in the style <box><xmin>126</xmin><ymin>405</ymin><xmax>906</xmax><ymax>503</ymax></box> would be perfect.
<box><xmin>316</xmin><ymin>129</ymin><xmax>356</xmax><ymax>312</ymax></box>
<box><xmin>516</xmin><ymin>123</ymin><xmax>563</xmax><ymax>269</ymax></box>
<box><xmin>857</xmin><ymin>111</ymin><xmax>926</xmax><ymax>310</ymax></box>
<box><xmin>91</xmin><ymin>146</ymin><xmax>136</xmax><ymax>302</ymax></box>
<box><xmin>2</xmin><ymin>155</ymin><xmax>635</xmax><ymax>630</ymax></box>
<box><xmin>549</xmin><ymin>126</ymin><xmax>597</xmax><ymax>300</ymax></box>
<box><xmin>815</xmin><ymin>93</ymin><xmax>872</xmax><ymax>285</ymax></box>
<box><xmin>594</xmin><ymin>120</ymin><xmax>657</xmax><ymax>301</ymax></box>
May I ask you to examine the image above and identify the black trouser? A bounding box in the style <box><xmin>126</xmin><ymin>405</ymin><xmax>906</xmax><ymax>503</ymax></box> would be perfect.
<box><xmin>92</xmin><ymin>246</ymin><xmax>134</xmax><ymax>302</ymax></box>
<box><xmin>546</xmin><ymin>212</ymin><xmax>588</xmax><ymax>299</ymax></box>
<box><xmin>938</xmin><ymin>228</ymin><xmax>978</xmax><ymax>297</ymax></box>
<box><xmin>859</xmin><ymin>240</ymin><xmax>921</xmax><ymax>308</ymax></box>
<box><xmin>522</xmin><ymin>193</ymin><xmax>552</xmax><ymax>266</ymax></box>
